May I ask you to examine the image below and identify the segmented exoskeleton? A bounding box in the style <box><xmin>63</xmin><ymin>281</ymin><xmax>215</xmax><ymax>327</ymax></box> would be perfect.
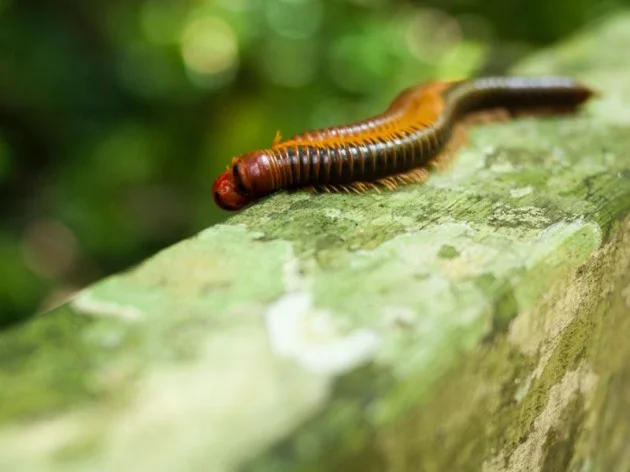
<box><xmin>212</xmin><ymin>76</ymin><xmax>593</xmax><ymax>211</ymax></box>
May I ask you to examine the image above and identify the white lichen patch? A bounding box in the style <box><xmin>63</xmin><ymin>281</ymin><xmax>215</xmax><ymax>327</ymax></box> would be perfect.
<box><xmin>71</xmin><ymin>290</ymin><xmax>143</xmax><ymax>321</ymax></box>
<box><xmin>267</xmin><ymin>243</ymin><xmax>381</xmax><ymax>375</ymax></box>
<box><xmin>490</xmin><ymin>161</ymin><xmax>517</xmax><ymax>174</ymax></box>
<box><xmin>438</xmin><ymin>244</ymin><xmax>501</xmax><ymax>280</ymax></box>
<box><xmin>483</xmin><ymin>365</ymin><xmax>599</xmax><ymax>472</ymax></box>
<box><xmin>265</xmin><ymin>292</ymin><xmax>381</xmax><ymax>376</ymax></box>
<box><xmin>550</xmin><ymin>146</ymin><xmax>567</xmax><ymax>160</ymax></box>
<box><xmin>509</xmin><ymin>186</ymin><xmax>534</xmax><ymax>199</ymax></box>
<box><xmin>322</xmin><ymin>207</ymin><xmax>342</xmax><ymax>219</ymax></box>
<box><xmin>531</xmin><ymin>221</ymin><xmax>601</xmax><ymax>263</ymax></box>
<box><xmin>197</xmin><ymin>223</ymin><xmax>263</xmax><ymax>241</ymax></box>
<box><xmin>490</xmin><ymin>202</ymin><xmax>550</xmax><ymax>227</ymax></box>
<box><xmin>513</xmin><ymin>375</ymin><xmax>533</xmax><ymax>403</ymax></box>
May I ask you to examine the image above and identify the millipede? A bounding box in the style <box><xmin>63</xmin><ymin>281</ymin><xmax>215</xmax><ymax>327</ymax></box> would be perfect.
<box><xmin>212</xmin><ymin>76</ymin><xmax>594</xmax><ymax>211</ymax></box>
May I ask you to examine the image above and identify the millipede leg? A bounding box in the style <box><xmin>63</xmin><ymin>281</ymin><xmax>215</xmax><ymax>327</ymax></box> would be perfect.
<box><xmin>463</xmin><ymin>108</ymin><xmax>511</xmax><ymax>125</ymax></box>
<box><xmin>376</xmin><ymin>177</ymin><xmax>398</xmax><ymax>191</ymax></box>
<box><xmin>388</xmin><ymin>168</ymin><xmax>431</xmax><ymax>186</ymax></box>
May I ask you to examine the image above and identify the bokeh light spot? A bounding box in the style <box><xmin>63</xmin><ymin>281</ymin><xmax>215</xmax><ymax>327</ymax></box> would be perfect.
<box><xmin>22</xmin><ymin>219</ymin><xmax>78</xmax><ymax>279</ymax></box>
<box><xmin>181</xmin><ymin>16</ymin><xmax>239</xmax><ymax>77</ymax></box>
<box><xmin>436</xmin><ymin>41</ymin><xmax>487</xmax><ymax>78</ymax></box>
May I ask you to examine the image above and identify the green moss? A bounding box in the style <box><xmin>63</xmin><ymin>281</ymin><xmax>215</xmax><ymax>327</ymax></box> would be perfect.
<box><xmin>0</xmin><ymin>308</ymin><xmax>99</xmax><ymax>421</ymax></box>
<box><xmin>438</xmin><ymin>244</ymin><xmax>460</xmax><ymax>259</ymax></box>
<box><xmin>0</xmin><ymin>306</ymin><xmax>146</xmax><ymax>423</ymax></box>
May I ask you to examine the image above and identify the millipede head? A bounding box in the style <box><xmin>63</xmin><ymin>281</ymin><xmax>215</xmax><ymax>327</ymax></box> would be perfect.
<box><xmin>212</xmin><ymin>149</ymin><xmax>277</xmax><ymax>211</ymax></box>
<box><xmin>212</xmin><ymin>171</ymin><xmax>253</xmax><ymax>211</ymax></box>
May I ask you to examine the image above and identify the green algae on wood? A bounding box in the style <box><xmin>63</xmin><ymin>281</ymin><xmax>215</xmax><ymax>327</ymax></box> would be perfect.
<box><xmin>2</xmin><ymin>12</ymin><xmax>630</xmax><ymax>472</ymax></box>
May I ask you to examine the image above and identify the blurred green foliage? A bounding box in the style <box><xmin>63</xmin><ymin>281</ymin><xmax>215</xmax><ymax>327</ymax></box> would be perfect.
<box><xmin>0</xmin><ymin>0</ymin><xmax>627</xmax><ymax>325</ymax></box>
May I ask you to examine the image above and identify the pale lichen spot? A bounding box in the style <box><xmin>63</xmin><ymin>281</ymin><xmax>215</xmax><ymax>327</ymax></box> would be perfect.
<box><xmin>490</xmin><ymin>161</ymin><xmax>516</xmax><ymax>174</ymax></box>
<box><xmin>509</xmin><ymin>186</ymin><xmax>534</xmax><ymax>199</ymax></box>
<box><xmin>550</xmin><ymin>146</ymin><xmax>566</xmax><ymax>159</ymax></box>
<box><xmin>265</xmin><ymin>292</ymin><xmax>381</xmax><ymax>376</ymax></box>
<box><xmin>197</xmin><ymin>223</ymin><xmax>261</xmax><ymax>241</ymax></box>
<box><xmin>490</xmin><ymin>202</ymin><xmax>550</xmax><ymax>227</ymax></box>
<box><xmin>322</xmin><ymin>207</ymin><xmax>342</xmax><ymax>219</ymax></box>
<box><xmin>535</xmin><ymin>219</ymin><xmax>601</xmax><ymax>248</ymax></box>
<box><xmin>438</xmin><ymin>244</ymin><xmax>500</xmax><ymax>280</ymax></box>
<box><xmin>513</xmin><ymin>375</ymin><xmax>533</xmax><ymax>403</ymax></box>
<box><xmin>71</xmin><ymin>290</ymin><xmax>143</xmax><ymax>321</ymax></box>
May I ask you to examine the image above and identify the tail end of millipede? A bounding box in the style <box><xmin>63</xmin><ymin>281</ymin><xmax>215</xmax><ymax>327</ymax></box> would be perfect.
<box><xmin>578</xmin><ymin>81</ymin><xmax>599</xmax><ymax>102</ymax></box>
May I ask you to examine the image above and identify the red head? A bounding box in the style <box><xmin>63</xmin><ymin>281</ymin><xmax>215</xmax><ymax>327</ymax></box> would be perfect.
<box><xmin>212</xmin><ymin>171</ymin><xmax>252</xmax><ymax>211</ymax></box>
<box><xmin>212</xmin><ymin>150</ymin><xmax>278</xmax><ymax>211</ymax></box>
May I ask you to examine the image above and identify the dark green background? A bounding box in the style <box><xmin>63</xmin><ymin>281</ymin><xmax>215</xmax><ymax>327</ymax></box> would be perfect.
<box><xmin>0</xmin><ymin>0</ymin><xmax>626</xmax><ymax>324</ymax></box>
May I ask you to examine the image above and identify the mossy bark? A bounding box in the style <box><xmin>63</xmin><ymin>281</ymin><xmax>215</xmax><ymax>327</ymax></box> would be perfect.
<box><xmin>2</xmin><ymin>13</ymin><xmax>630</xmax><ymax>472</ymax></box>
